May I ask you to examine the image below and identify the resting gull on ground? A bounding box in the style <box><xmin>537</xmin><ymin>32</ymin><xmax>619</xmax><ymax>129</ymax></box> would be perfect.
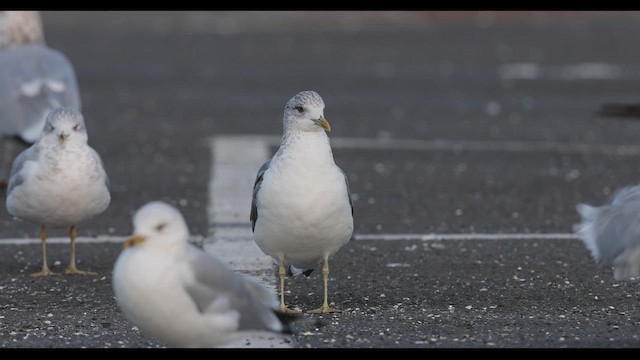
<box><xmin>251</xmin><ymin>90</ymin><xmax>354</xmax><ymax>313</ymax></box>
<box><xmin>113</xmin><ymin>201</ymin><xmax>293</xmax><ymax>348</ymax></box>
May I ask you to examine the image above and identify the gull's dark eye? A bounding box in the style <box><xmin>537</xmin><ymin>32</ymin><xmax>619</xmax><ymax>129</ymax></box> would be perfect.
<box><xmin>73</xmin><ymin>124</ymin><xmax>81</xmax><ymax>131</ymax></box>
<box><xmin>46</xmin><ymin>124</ymin><xmax>55</xmax><ymax>132</ymax></box>
<box><xmin>155</xmin><ymin>223</ymin><xmax>167</xmax><ymax>232</ymax></box>
<box><xmin>295</xmin><ymin>106</ymin><xmax>304</xmax><ymax>113</ymax></box>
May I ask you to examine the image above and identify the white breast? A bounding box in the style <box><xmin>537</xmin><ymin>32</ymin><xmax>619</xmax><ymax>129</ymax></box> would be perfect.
<box><xmin>7</xmin><ymin>143</ymin><xmax>110</xmax><ymax>227</ymax></box>
<box><xmin>253</xmin><ymin>131</ymin><xmax>353</xmax><ymax>269</ymax></box>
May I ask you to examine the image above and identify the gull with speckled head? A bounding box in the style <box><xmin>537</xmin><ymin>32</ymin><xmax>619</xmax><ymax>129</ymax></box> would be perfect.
<box><xmin>6</xmin><ymin>107</ymin><xmax>110</xmax><ymax>276</ymax></box>
<box><xmin>113</xmin><ymin>201</ymin><xmax>292</xmax><ymax>348</ymax></box>
<box><xmin>0</xmin><ymin>11</ymin><xmax>81</xmax><ymax>188</ymax></box>
<box><xmin>575</xmin><ymin>185</ymin><xmax>640</xmax><ymax>281</ymax></box>
<box><xmin>251</xmin><ymin>90</ymin><xmax>354</xmax><ymax>314</ymax></box>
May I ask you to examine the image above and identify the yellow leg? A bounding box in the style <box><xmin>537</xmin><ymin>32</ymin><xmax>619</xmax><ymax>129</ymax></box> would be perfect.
<box><xmin>31</xmin><ymin>225</ymin><xmax>60</xmax><ymax>277</ymax></box>
<box><xmin>307</xmin><ymin>258</ymin><xmax>340</xmax><ymax>313</ymax></box>
<box><xmin>64</xmin><ymin>225</ymin><xmax>97</xmax><ymax>276</ymax></box>
<box><xmin>276</xmin><ymin>261</ymin><xmax>302</xmax><ymax>314</ymax></box>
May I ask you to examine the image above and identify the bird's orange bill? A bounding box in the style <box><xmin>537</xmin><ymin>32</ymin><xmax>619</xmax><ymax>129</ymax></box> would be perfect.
<box><xmin>312</xmin><ymin>117</ymin><xmax>331</xmax><ymax>132</ymax></box>
<box><xmin>58</xmin><ymin>132</ymin><xmax>69</xmax><ymax>145</ymax></box>
<box><xmin>124</xmin><ymin>235</ymin><xmax>146</xmax><ymax>249</ymax></box>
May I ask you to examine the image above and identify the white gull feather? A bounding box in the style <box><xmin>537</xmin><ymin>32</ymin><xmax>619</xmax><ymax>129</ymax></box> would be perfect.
<box><xmin>113</xmin><ymin>201</ymin><xmax>289</xmax><ymax>348</ymax></box>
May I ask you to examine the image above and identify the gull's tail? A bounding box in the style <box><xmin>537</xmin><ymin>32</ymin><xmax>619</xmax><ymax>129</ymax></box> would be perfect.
<box><xmin>574</xmin><ymin>203</ymin><xmax>601</xmax><ymax>261</ymax></box>
<box><xmin>287</xmin><ymin>265</ymin><xmax>313</xmax><ymax>277</ymax></box>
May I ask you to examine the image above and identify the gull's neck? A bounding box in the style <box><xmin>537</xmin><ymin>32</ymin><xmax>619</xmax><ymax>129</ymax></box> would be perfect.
<box><xmin>276</xmin><ymin>129</ymin><xmax>335</xmax><ymax>166</ymax></box>
<box><xmin>39</xmin><ymin>139</ymin><xmax>89</xmax><ymax>155</ymax></box>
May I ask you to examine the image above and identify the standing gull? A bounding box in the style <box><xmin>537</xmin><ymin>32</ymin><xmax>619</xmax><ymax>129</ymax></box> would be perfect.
<box><xmin>6</xmin><ymin>107</ymin><xmax>110</xmax><ymax>276</ymax></box>
<box><xmin>0</xmin><ymin>11</ymin><xmax>81</xmax><ymax>188</ymax></box>
<box><xmin>575</xmin><ymin>185</ymin><xmax>640</xmax><ymax>280</ymax></box>
<box><xmin>113</xmin><ymin>201</ymin><xmax>292</xmax><ymax>348</ymax></box>
<box><xmin>251</xmin><ymin>90</ymin><xmax>354</xmax><ymax>313</ymax></box>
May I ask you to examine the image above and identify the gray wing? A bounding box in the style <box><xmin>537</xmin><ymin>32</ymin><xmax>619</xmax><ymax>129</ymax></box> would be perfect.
<box><xmin>183</xmin><ymin>246</ymin><xmax>282</xmax><ymax>333</ymax></box>
<box><xmin>0</xmin><ymin>45</ymin><xmax>81</xmax><ymax>143</ymax></box>
<box><xmin>91</xmin><ymin>147</ymin><xmax>110</xmax><ymax>191</ymax></box>
<box><xmin>587</xmin><ymin>186</ymin><xmax>640</xmax><ymax>265</ymax></box>
<box><xmin>338</xmin><ymin>166</ymin><xmax>354</xmax><ymax>216</ymax></box>
<box><xmin>250</xmin><ymin>160</ymin><xmax>270</xmax><ymax>232</ymax></box>
<box><xmin>6</xmin><ymin>143</ymin><xmax>38</xmax><ymax>194</ymax></box>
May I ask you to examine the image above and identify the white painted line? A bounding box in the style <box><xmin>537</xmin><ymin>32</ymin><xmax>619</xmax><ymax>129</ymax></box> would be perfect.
<box><xmin>0</xmin><ymin>236</ymin><xmax>125</xmax><ymax>245</ymax></box>
<box><xmin>203</xmin><ymin>232</ymin><xmax>273</xmax><ymax>272</ymax></box>
<box><xmin>207</xmin><ymin>135</ymin><xmax>291</xmax><ymax>349</ymax></box>
<box><xmin>208</xmin><ymin>135</ymin><xmax>274</xmax><ymax>226</ymax></box>
<box><xmin>213</xmin><ymin>134</ymin><xmax>640</xmax><ymax>157</ymax></box>
<box><xmin>558</xmin><ymin>63</ymin><xmax>623</xmax><ymax>80</ymax></box>
<box><xmin>354</xmin><ymin>233</ymin><xmax>579</xmax><ymax>241</ymax></box>
<box><xmin>499</xmin><ymin>62</ymin><xmax>542</xmax><ymax>80</ymax></box>
<box><xmin>499</xmin><ymin>62</ymin><xmax>624</xmax><ymax>80</ymax></box>
<box><xmin>328</xmin><ymin>138</ymin><xmax>640</xmax><ymax>157</ymax></box>
<box><xmin>0</xmin><ymin>232</ymin><xmax>581</xmax><ymax>246</ymax></box>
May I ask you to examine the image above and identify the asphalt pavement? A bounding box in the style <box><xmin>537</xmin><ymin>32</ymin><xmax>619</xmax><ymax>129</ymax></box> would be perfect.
<box><xmin>2</xmin><ymin>11</ymin><xmax>640</xmax><ymax>348</ymax></box>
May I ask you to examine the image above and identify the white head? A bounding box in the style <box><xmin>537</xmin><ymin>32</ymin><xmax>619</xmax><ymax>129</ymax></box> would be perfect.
<box><xmin>38</xmin><ymin>107</ymin><xmax>88</xmax><ymax>147</ymax></box>
<box><xmin>124</xmin><ymin>201</ymin><xmax>190</xmax><ymax>249</ymax></box>
<box><xmin>283</xmin><ymin>90</ymin><xmax>331</xmax><ymax>133</ymax></box>
<box><xmin>0</xmin><ymin>11</ymin><xmax>44</xmax><ymax>49</ymax></box>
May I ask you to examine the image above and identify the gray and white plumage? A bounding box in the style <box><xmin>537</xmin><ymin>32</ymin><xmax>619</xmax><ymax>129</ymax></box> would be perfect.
<box><xmin>251</xmin><ymin>91</ymin><xmax>353</xmax><ymax>272</ymax></box>
<box><xmin>113</xmin><ymin>201</ymin><xmax>288</xmax><ymax>348</ymax></box>
<box><xmin>6</xmin><ymin>107</ymin><xmax>109</xmax><ymax>276</ymax></box>
<box><xmin>0</xmin><ymin>44</ymin><xmax>81</xmax><ymax>144</ymax></box>
<box><xmin>0</xmin><ymin>11</ymin><xmax>80</xmax><ymax>188</ymax></box>
<box><xmin>6</xmin><ymin>107</ymin><xmax>110</xmax><ymax>226</ymax></box>
<box><xmin>251</xmin><ymin>91</ymin><xmax>353</xmax><ymax>312</ymax></box>
<box><xmin>575</xmin><ymin>185</ymin><xmax>640</xmax><ymax>280</ymax></box>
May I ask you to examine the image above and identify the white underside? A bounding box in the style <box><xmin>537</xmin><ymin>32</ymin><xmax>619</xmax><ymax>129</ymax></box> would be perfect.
<box><xmin>253</xmin><ymin>131</ymin><xmax>353</xmax><ymax>269</ymax></box>
<box><xmin>6</xmin><ymin>142</ymin><xmax>110</xmax><ymax>227</ymax></box>
<box><xmin>113</xmin><ymin>246</ymin><xmax>242</xmax><ymax>348</ymax></box>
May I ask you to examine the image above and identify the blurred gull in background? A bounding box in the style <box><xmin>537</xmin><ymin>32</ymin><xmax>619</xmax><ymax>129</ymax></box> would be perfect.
<box><xmin>0</xmin><ymin>11</ymin><xmax>81</xmax><ymax>189</ymax></box>
<box><xmin>575</xmin><ymin>185</ymin><xmax>640</xmax><ymax>281</ymax></box>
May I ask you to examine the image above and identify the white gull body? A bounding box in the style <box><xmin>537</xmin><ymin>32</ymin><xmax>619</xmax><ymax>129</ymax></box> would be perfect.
<box><xmin>6</xmin><ymin>107</ymin><xmax>110</xmax><ymax>276</ymax></box>
<box><xmin>251</xmin><ymin>90</ymin><xmax>353</xmax><ymax>313</ymax></box>
<box><xmin>575</xmin><ymin>185</ymin><xmax>640</xmax><ymax>281</ymax></box>
<box><xmin>113</xmin><ymin>201</ymin><xmax>287</xmax><ymax>348</ymax></box>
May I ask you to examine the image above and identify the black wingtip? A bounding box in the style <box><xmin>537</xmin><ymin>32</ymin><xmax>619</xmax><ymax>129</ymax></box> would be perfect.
<box><xmin>302</xmin><ymin>269</ymin><xmax>314</xmax><ymax>277</ymax></box>
<box><xmin>286</xmin><ymin>265</ymin><xmax>314</xmax><ymax>277</ymax></box>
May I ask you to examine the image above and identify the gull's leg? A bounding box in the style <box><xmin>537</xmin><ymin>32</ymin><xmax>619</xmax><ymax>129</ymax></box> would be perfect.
<box><xmin>31</xmin><ymin>224</ymin><xmax>60</xmax><ymax>277</ymax></box>
<box><xmin>277</xmin><ymin>260</ymin><xmax>302</xmax><ymax>314</ymax></box>
<box><xmin>308</xmin><ymin>257</ymin><xmax>340</xmax><ymax>313</ymax></box>
<box><xmin>64</xmin><ymin>225</ymin><xmax>97</xmax><ymax>275</ymax></box>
